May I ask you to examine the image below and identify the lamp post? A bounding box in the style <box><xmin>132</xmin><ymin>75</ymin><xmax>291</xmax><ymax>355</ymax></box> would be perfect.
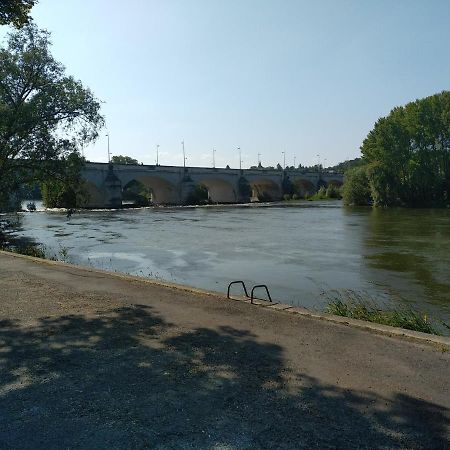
<box><xmin>238</xmin><ymin>147</ymin><xmax>242</xmax><ymax>170</ymax></box>
<box><xmin>182</xmin><ymin>140</ymin><xmax>186</xmax><ymax>168</ymax></box>
<box><xmin>213</xmin><ymin>148</ymin><xmax>216</xmax><ymax>168</ymax></box>
<box><xmin>294</xmin><ymin>155</ymin><xmax>296</xmax><ymax>167</ymax></box>
<box><xmin>282</xmin><ymin>151</ymin><xmax>285</xmax><ymax>169</ymax></box>
<box><xmin>257</xmin><ymin>153</ymin><xmax>261</xmax><ymax>166</ymax></box>
<box><xmin>156</xmin><ymin>144</ymin><xmax>159</xmax><ymax>166</ymax></box>
<box><xmin>106</xmin><ymin>134</ymin><xmax>110</xmax><ymax>163</ymax></box>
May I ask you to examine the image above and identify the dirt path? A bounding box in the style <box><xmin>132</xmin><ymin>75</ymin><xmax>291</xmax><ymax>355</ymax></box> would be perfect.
<box><xmin>0</xmin><ymin>251</ymin><xmax>449</xmax><ymax>449</ymax></box>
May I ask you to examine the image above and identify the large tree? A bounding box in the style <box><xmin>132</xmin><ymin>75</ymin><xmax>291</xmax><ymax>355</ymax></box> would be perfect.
<box><xmin>344</xmin><ymin>92</ymin><xmax>450</xmax><ymax>207</ymax></box>
<box><xmin>0</xmin><ymin>25</ymin><xmax>104</xmax><ymax>210</ymax></box>
<box><xmin>41</xmin><ymin>152</ymin><xmax>88</xmax><ymax>208</ymax></box>
<box><xmin>0</xmin><ymin>0</ymin><xmax>37</xmax><ymax>27</ymax></box>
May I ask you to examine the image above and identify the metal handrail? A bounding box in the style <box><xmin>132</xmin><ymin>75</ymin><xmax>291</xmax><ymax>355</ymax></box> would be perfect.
<box><xmin>250</xmin><ymin>285</ymin><xmax>272</xmax><ymax>304</ymax></box>
<box><xmin>227</xmin><ymin>281</ymin><xmax>250</xmax><ymax>299</ymax></box>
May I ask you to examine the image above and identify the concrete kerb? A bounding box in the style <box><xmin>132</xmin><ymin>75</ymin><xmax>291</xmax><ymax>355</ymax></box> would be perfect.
<box><xmin>1</xmin><ymin>250</ymin><xmax>449</xmax><ymax>349</ymax></box>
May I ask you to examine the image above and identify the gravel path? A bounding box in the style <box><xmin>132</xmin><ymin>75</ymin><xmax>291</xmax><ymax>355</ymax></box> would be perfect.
<box><xmin>0</xmin><ymin>251</ymin><xmax>449</xmax><ymax>449</ymax></box>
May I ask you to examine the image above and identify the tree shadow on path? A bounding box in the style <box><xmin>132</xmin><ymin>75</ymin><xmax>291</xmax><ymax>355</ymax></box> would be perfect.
<box><xmin>0</xmin><ymin>305</ymin><xmax>448</xmax><ymax>449</ymax></box>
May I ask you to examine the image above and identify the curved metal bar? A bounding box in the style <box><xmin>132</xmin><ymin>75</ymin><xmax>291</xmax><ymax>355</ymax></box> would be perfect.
<box><xmin>227</xmin><ymin>281</ymin><xmax>249</xmax><ymax>299</ymax></box>
<box><xmin>251</xmin><ymin>285</ymin><xmax>272</xmax><ymax>304</ymax></box>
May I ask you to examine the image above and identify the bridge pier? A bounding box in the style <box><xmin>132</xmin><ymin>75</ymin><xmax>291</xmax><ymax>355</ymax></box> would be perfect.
<box><xmin>103</xmin><ymin>165</ymin><xmax>123</xmax><ymax>208</ymax></box>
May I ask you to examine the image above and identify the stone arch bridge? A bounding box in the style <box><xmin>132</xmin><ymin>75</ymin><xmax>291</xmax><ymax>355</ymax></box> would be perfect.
<box><xmin>82</xmin><ymin>162</ymin><xmax>343</xmax><ymax>208</ymax></box>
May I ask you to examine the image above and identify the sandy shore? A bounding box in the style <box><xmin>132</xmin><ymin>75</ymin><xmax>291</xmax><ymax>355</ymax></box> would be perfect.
<box><xmin>0</xmin><ymin>251</ymin><xmax>449</xmax><ymax>449</ymax></box>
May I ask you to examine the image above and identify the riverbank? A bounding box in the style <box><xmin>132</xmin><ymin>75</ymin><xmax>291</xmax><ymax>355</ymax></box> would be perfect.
<box><xmin>5</xmin><ymin>203</ymin><xmax>450</xmax><ymax>326</ymax></box>
<box><xmin>0</xmin><ymin>251</ymin><xmax>448</xmax><ymax>449</ymax></box>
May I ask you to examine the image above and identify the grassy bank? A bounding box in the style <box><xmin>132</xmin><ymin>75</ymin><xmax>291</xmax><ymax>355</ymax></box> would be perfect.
<box><xmin>2</xmin><ymin>243</ymin><xmax>48</xmax><ymax>259</ymax></box>
<box><xmin>324</xmin><ymin>291</ymin><xmax>445</xmax><ymax>335</ymax></box>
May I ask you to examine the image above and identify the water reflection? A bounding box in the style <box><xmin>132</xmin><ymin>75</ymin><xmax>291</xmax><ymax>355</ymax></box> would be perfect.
<box><xmin>363</xmin><ymin>207</ymin><xmax>450</xmax><ymax>314</ymax></box>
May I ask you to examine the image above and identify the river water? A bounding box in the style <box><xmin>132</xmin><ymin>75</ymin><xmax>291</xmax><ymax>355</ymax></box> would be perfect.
<box><xmin>6</xmin><ymin>201</ymin><xmax>450</xmax><ymax>324</ymax></box>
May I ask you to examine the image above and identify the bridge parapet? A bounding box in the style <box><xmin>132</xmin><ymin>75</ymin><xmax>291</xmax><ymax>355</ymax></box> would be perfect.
<box><xmin>81</xmin><ymin>163</ymin><xmax>343</xmax><ymax>207</ymax></box>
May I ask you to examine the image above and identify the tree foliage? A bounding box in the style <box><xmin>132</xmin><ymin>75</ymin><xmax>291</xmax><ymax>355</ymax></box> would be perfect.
<box><xmin>41</xmin><ymin>152</ymin><xmax>88</xmax><ymax>208</ymax></box>
<box><xmin>111</xmin><ymin>155</ymin><xmax>139</xmax><ymax>165</ymax></box>
<box><xmin>0</xmin><ymin>0</ymin><xmax>37</xmax><ymax>27</ymax></box>
<box><xmin>342</xmin><ymin>166</ymin><xmax>371</xmax><ymax>206</ymax></box>
<box><xmin>328</xmin><ymin>158</ymin><xmax>363</xmax><ymax>174</ymax></box>
<box><xmin>344</xmin><ymin>92</ymin><xmax>450</xmax><ymax>207</ymax></box>
<box><xmin>0</xmin><ymin>25</ymin><xmax>103</xmax><ymax>210</ymax></box>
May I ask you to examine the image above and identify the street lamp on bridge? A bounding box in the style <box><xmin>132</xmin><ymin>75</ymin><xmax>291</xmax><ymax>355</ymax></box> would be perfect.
<box><xmin>182</xmin><ymin>140</ymin><xmax>186</xmax><ymax>168</ymax></box>
<box><xmin>106</xmin><ymin>134</ymin><xmax>110</xmax><ymax>163</ymax></box>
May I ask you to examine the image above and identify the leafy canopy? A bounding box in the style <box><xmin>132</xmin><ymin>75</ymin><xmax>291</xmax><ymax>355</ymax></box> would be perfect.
<box><xmin>41</xmin><ymin>152</ymin><xmax>88</xmax><ymax>208</ymax></box>
<box><xmin>0</xmin><ymin>24</ymin><xmax>104</xmax><ymax>207</ymax></box>
<box><xmin>344</xmin><ymin>91</ymin><xmax>450</xmax><ymax>207</ymax></box>
<box><xmin>0</xmin><ymin>0</ymin><xmax>37</xmax><ymax>27</ymax></box>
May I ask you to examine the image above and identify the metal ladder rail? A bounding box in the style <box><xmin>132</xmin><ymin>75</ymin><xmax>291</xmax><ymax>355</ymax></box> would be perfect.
<box><xmin>250</xmin><ymin>284</ymin><xmax>272</xmax><ymax>304</ymax></box>
<box><xmin>227</xmin><ymin>280</ymin><xmax>250</xmax><ymax>299</ymax></box>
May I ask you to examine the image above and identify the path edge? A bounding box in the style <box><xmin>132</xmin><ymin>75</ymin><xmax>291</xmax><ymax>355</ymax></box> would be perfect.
<box><xmin>1</xmin><ymin>250</ymin><xmax>449</xmax><ymax>349</ymax></box>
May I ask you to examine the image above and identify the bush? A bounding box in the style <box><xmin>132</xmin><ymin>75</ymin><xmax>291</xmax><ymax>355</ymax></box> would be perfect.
<box><xmin>324</xmin><ymin>291</ymin><xmax>441</xmax><ymax>335</ymax></box>
<box><xmin>342</xmin><ymin>166</ymin><xmax>371</xmax><ymax>206</ymax></box>
<box><xmin>315</xmin><ymin>186</ymin><xmax>326</xmax><ymax>200</ymax></box>
<box><xmin>308</xmin><ymin>185</ymin><xmax>343</xmax><ymax>201</ymax></box>
<box><xmin>11</xmin><ymin>244</ymin><xmax>47</xmax><ymax>259</ymax></box>
<box><xmin>325</xmin><ymin>185</ymin><xmax>341</xmax><ymax>199</ymax></box>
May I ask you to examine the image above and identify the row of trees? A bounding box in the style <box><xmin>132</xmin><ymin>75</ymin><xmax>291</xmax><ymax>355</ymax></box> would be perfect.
<box><xmin>0</xmin><ymin>4</ymin><xmax>103</xmax><ymax>211</ymax></box>
<box><xmin>344</xmin><ymin>92</ymin><xmax>450</xmax><ymax>207</ymax></box>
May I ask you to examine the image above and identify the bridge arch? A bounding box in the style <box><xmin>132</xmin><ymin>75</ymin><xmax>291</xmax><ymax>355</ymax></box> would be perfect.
<box><xmin>194</xmin><ymin>178</ymin><xmax>237</xmax><ymax>203</ymax></box>
<box><xmin>292</xmin><ymin>178</ymin><xmax>316</xmax><ymax>198</ymax></box>
<box><xmin>248</xmin><ymin>178</ymin><xmax>282</xmax><ymax>202</ymax></box>
<box><xmin>121</xmin><ymin>175</ymin><xmax>178</xmax><ymax>205</ymax></box>
<box><xmin>327</xmin><ymin>179</ymin><xmax>343</xmax><ymax>187</ymax></box>
<box><xmin>122</xmin><ymin>179</ymin><xmax>153</xmax><ymax>206</ymax></box>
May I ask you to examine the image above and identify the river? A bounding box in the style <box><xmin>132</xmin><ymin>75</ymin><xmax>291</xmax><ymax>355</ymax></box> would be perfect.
<box><xmin>6</xmin><ymin>201</ymin><xmax>450</xmax><ymax>324</ymax></box>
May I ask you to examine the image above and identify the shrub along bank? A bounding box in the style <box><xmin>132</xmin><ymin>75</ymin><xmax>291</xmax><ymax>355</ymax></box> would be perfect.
<box><xmin>324</xmin><ymin>290</ymin><xmax>447</xmax><ymax>336</ymax></box>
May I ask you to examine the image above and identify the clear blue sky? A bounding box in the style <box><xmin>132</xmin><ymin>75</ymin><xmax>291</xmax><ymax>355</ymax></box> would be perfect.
<box><xmin>9</xmin><ymin>0</ymin><xmax>450</xmax><ymax>167</ymax></box>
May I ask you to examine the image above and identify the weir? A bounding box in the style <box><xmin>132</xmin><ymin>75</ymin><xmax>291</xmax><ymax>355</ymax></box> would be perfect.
<box><xmin>81</xmin><ymin>162</ymin><xmax>344</xmax><ymax>208</ymax></box>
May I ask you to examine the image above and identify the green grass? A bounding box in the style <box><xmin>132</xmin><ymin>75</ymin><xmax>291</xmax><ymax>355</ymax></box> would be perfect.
<box><xmin>3</xmin><ymin>244</ymin><xmax>48</xmax><ymax>259</ymax></box>
<box><xmin>1</xmin><ymin>228</ymin><xmax>70</xmax><ymax>262</ymax></box>
<box><xmin>324</xmin><ymin>291</ymin><xmax>442</xmax><ymax>335</ymax></box>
